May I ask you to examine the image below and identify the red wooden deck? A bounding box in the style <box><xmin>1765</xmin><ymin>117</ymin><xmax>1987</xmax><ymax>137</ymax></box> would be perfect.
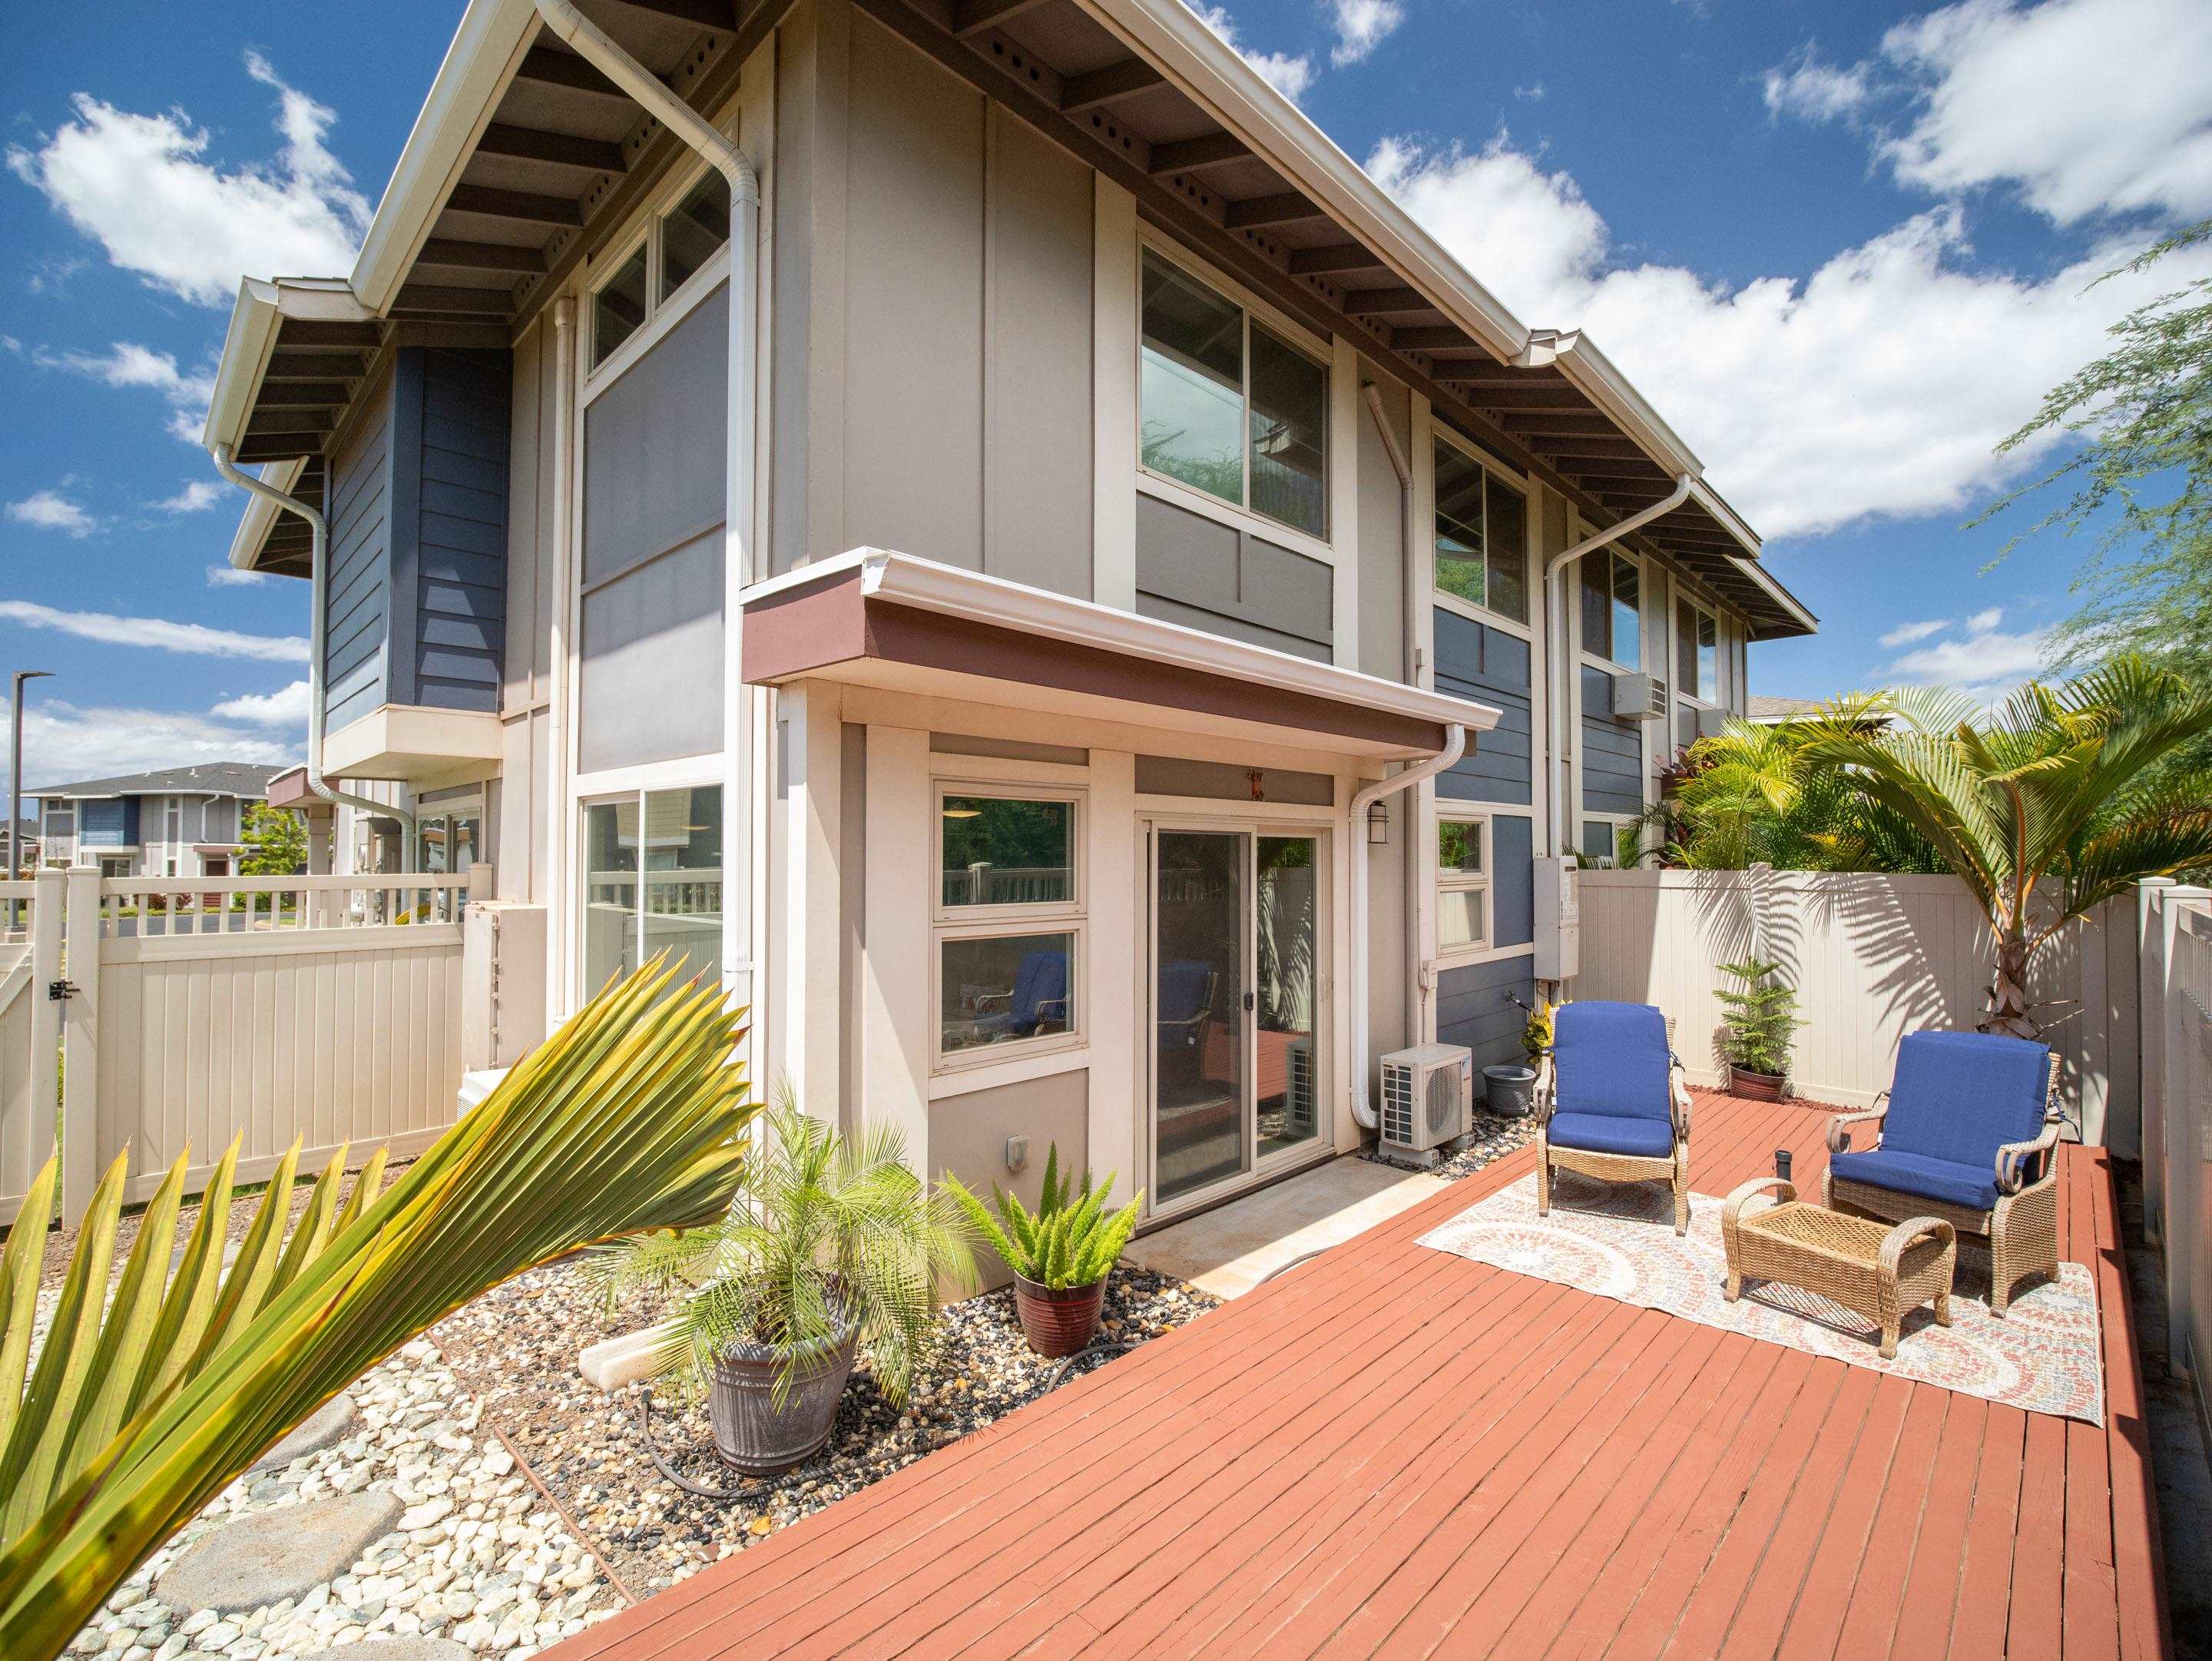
<box><xmin>553</xmin><ymin>1091</ymin><xmax>2171</xmax><ymax>1661</ymax></box>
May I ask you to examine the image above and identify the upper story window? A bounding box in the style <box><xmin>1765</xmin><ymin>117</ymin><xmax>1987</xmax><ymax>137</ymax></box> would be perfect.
<box><xmin>1677</xmin><ymin>599</ymin><xmax>1719</xmax><ymax>702</ymax></box>
<box><xmin>1580</xmin><ymin>548</ymin><xmax>1641</xmax><ymax>668</ymax></box>
<box><xmin>589</xmin><ymin>169</ymin><xmax>732</xmax><ymax>370</ymax></box>
<box><xmin>1435</xmin><ymin>812</ymin><xmax>1491</xmax><ymax>954</ymax></box>
<box><xmin>1432</xmin><ymin>437</ymin><xmax>1528</xmax><ymax>625</ymax></box>
<box><xmin>1139</xmin><ymin>252</ymin><xmax>1327</xmax><ymax>539</ymax></box>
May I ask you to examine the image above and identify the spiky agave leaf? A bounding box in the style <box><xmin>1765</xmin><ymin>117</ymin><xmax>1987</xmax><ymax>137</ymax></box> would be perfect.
<box><xmin>0</xmin><ymin>958</ymin><xmax>753</xmax><ymax>1661</ymax></box>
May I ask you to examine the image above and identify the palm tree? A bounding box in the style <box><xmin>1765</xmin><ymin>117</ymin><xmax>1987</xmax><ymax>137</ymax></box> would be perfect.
<box><xmin>0</xmin><ymin>960</ymin><xmax>754</xmax><ymax>1661</ymax></box>
<box><xmin>1799</xmin><ymin>655</ymin><xmax>2212</xmax><ymax>1036</ymax></box>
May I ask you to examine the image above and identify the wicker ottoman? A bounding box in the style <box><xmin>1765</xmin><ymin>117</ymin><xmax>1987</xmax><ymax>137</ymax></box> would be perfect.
<box><xmin>1721</xmin><ymin>1178</ymin><xmax>1957</xmax><ymax>1359</ymax></box>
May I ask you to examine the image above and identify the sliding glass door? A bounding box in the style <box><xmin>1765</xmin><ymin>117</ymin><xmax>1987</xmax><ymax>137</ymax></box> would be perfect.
<box><xmin>1150</xmin><ymin>824</ymin><xmax>1324</xmax><ymax>1212</ymax></box>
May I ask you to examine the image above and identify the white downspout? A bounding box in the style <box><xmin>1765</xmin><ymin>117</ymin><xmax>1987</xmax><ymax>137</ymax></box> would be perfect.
<box><xmin>1541</xmin><ymin>473</ymin><xmax>1691</xmax><ymax>854</ymax></box>
<box><xmin>531</xmin><ymin>0</ymin><xmax>760</xmax><ymax>1023</ymax></box>
<box><xmin>209</xmin><ymin>444</ymin><xmax>417</xmax><ymax>854</ymax></box>
<box><xmin>1361</xmin><ymin>383</ymin><xmax>1428</xmax><ymax>1049</ymax></box>
<box><xmin>1349</xmin><ymin>725</ymin><xmax>1465</xmax><ymax>1131</ymax></box>
<box><xmin>544</xmin><ymin>295</ymin><xmax>577</xmax><ymax>1030</ymax></box>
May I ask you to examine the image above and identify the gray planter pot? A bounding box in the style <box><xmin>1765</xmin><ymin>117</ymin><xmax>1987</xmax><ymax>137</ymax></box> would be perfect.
<box><xmin>1484</xmin><ymin>1063</ymin><xmax>1539</xmax><ymax>1118</ymax></box>
<box><xmin>706</xmin><ymin>1315</ymin><xmax>859</xmax><ymax>1476</ymax></box>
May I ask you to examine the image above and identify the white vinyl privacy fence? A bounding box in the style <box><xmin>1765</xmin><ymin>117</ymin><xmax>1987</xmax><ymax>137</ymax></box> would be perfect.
<box><xmin>1</xmin><ymin>865</ymin><xmax>485</xmax><ymax>1227</ymax></box>
<box><xmin>2140</xmin><ymin>880</ymin><xmax>2210</xmax><ymax>1441</ymax></box>
<box><xmin>1565</xmin><ymin>868</ymin><xmax>2141</xmax><ymax>1139</ymax></box>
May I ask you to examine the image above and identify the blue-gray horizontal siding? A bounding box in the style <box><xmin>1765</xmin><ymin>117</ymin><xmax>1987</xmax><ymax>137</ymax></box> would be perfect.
<box><xmin>1581</xmin><ymin>664</ymin><xmax>1643</xmax><ymax>816</ymax></box>
<box><xmin>323</xmin><ymin>377</ymin><xmax>393</xmax><ymax>735</ymax></box>
<box><xmin>1134</xmin><ymin>493</ymin><xmax>1331</xmax><ymax>662</ymax></box>
<box><xmin>1433</xmin><ymin>608</ymin><xmax>1532</xmax><ymax>807</ymax></box>
<box><xmin>1436</xmin><ymin>953</ymin><xmax>1536</xmax><ymax>1070</ymax></box>
<box><xmin>389</xmin><ymin>349</ymin><xmax>509</xmax><ymax>714</ymax></box>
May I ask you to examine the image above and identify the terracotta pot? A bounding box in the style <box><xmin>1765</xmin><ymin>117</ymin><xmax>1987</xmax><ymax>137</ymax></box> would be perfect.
<box><xmin>1730</xmin><ymin>1066</ymin><xmax>1787</xmax><ymax>1102</ymax></box>
<box><xmin>1012</xmin><ymin>1271</ymin><xmax>1107</xmax><ymax>1358</ymax></box>
<box><xmin>707</xmin><ymin>1314</ymin><xmax>859</xmax><ymax>1475</ymax></box>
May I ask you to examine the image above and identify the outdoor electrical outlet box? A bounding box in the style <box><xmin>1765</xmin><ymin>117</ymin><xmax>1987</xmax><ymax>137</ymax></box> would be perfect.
<box><xmin>1535</xmin><ymin>857</ymin><xmax>1581</xmax><ymax>981</ymax></box>
<box><xmin>1005</xmin><ymin>1136</ymin><xmax>1029</xmax><ymax>1173</ymax></box>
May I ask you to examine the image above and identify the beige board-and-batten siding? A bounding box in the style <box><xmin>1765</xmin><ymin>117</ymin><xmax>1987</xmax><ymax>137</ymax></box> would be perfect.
<box><xmin>91</xmin><ymin>919</ymin><xmax>465</xmax><ymax>1206</ymax></box>
<box><xmin>1565</xmin><ymin>867</ymin><xmax>2141</xmax><ymax>1140</ymax></box>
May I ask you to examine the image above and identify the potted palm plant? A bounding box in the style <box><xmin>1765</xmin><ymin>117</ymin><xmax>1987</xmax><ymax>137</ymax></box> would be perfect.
<box><xmin>942</xmin><ymin>1147</ymin><xmax>1142</xmax><ymax>1358</ymax></box>
<box><xmin>1715</xmin><ymin>958</ymin><xmax>1800</xmax><ymax>1101</ymax></box>
<box><xmin>589</xmin><ymin>1097</ymin><xmax>975</xmax><ymax>1475</ymax></box>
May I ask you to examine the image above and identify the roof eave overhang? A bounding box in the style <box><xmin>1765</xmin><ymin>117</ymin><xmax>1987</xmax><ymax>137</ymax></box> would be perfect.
<box><xmin>1519</xmin><ymin>330</ymin><xmax>1701</xmax><ymax>479</ymax></box>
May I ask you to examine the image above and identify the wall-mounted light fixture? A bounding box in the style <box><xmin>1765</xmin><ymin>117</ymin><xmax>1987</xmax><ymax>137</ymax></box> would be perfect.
<box><xmin>1366</xmin><ymin>799</ymin><xmax>1389</xmax><ymax>845</ymax></box>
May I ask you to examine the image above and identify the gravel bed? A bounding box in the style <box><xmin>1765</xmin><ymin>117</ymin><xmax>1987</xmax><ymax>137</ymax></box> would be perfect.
<box><xmin>1359</xmin><ymin>1110</ymin><xmax>1537</xmax><ymax>1182</ymax></box>
<box><xmin>434</xmin><ymin>1261</ymin><xmax>1220</xmax><ymax>1596</ymax></box>
<box><xmin>66</xmin><ymin>1341</ymin><xmax>620</xmax><ymax>1661</ymax></box>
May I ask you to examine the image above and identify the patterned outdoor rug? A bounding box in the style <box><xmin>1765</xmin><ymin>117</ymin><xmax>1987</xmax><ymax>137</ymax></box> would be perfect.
<box><xmin>1416</xmin><ymin>1172</ymin><xmax>2104</xmax><ymax>1424</ymax></box>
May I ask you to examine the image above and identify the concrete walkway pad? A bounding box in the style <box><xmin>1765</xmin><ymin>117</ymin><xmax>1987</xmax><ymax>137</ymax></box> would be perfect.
<box><xmin>1124</xmin><ymin>1156</ymin><xmax>1449</xmax><ymax>1298</ymax></box>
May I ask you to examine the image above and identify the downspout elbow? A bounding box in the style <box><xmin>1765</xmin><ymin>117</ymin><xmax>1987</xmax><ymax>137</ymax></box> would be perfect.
<box><xmin>1543</xmin><ymin>473</ymin><xmax>1691</xmax><ymax>583</ymax></box>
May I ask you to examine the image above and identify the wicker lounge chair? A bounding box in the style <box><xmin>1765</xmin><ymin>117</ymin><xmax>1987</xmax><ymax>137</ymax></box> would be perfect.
<box><xmin>1823</xmin><ymin>1030</ymin><xmax>2062</xmax><ymax>1317</ymax></box>
<box><xmin>1535</xmin><ymin>1001</ymin><xmax>1693</xmax><ymax>1235</ymax></box>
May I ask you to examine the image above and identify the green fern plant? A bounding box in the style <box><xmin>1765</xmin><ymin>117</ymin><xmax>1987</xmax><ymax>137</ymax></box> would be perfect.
<box><xmin>1715</xmin><ymin>958</ymin><xmax>1801</xmax><ymax>1077</ymax></box>
<box><xmin>941</xmin><ymin>1145</ymin><xmax>1141</xmax><ymax>1291</ymax></box>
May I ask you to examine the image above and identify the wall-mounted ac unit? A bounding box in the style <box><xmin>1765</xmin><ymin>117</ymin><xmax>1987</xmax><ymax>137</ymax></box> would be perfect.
<box><xmin>1694</xmin><ymin>705</ymin><xmax>1728</xmax><ymax>741</ymax></box>
<box><xmin>1610</xmin><ymin>672</ymin><xmax>1664</xmax><ymax>720</ymax></box>
<box><xmin>1378</xmin><ymin>1043</ymin><xmax>1473</xmax><ymax>1167</ymax></box>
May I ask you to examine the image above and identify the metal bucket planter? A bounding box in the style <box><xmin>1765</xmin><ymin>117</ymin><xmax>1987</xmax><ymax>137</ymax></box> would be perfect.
<box><xmin>1012</xmin><ymin>1272</ymin><xmax>1107</xmax><ymax>1358</ymax></box>
<box><xmin>1483</xmin><ymin>1063</ymin><xmax>1539</xmax><ymax>1118</ymax></box>
<box><xmin>707</xmin><ymin>1315</ymin><xmax>859</xmax><ymax>1475</ymax></box>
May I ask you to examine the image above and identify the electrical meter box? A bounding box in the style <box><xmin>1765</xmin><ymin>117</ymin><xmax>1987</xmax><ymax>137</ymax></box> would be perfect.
<box><xmin>1535</xmin><ymin>855</ymin><xmax>1581</xmax><ymax>981</ymax></box>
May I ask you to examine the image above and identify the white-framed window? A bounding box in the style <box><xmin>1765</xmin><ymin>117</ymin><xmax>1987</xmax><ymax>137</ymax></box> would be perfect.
<box><xmin>587</xmin><ymin>167</ymin><xmax>732</xmax><ymax>373</ymax></box>
<box><xmin>933</xmin><ymin>786</ymin><xmax>1084</xmax><ymax>1069</ymax></box>
<box><xmin>578</xmin><ymin>784</ymin><xmax>724</xmax><ymax>997</ymax></box>
<box><xmin>1578</xmin><ymin>815</ymin><xmax>1638</xmax><ymax>869</ymax></box>
<box><xmin>1580</xmin><ymin>548</ymin><xmax>1642</xmax><ymax>669</ymax></box>
<box><xmin>1138</xmin><ymin>247</ymin><xmax>1329</xmax><ymax>542</ymax></box>
<box><xmin>1677</xmin><ymin>598</ymin><xmax>1718</xmax><ymax>703</ymax></box>
<box><xmin>1431</xmin><ymin>433</ymin><xmax>1530</xmax><ymax>628</ymax></box>
<box><xmin>100</xmin><ymin>857</ymin><xmax>128</xmax><ymax>879</ymax></box>
<box><xmin>1436</xmin><ymin>811</ymin><xmax>1492</xmax><ymax>956</ymax></box>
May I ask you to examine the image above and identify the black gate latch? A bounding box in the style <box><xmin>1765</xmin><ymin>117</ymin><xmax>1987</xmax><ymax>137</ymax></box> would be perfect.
<box><xmin>47</xmin><ymin>980</ymin><xmax>77</xmax><ymax>1001</ymax></box>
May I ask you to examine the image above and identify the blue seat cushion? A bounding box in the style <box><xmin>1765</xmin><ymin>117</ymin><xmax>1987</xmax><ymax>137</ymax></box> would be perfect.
<box><xmin>1880</xmin><ymin>1030</ymin><xmax>2049</xmax><ymax>1168</ymax></box>
<box><xmin>1548</xmin><ymin>1110</ymin><xmax>1676</xmax><ymax>1159</ymax></box>
<box><xmin>1829</xmin><ymin>1147</ymin><xmax>1999</xmax><ymax>1212</ymax></box>
<box><xmin>1553</xmin><ymin>1001</ymin><xmax>1673</xmax><ymax>1125</ymax></box>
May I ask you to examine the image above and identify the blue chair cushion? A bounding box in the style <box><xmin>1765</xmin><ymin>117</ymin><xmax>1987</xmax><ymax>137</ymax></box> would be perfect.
<box><xmin>1829</xmin><ymin>1148</ymin><xmax>1999</xmax><ymax>1212</ymax></box>
<box><xmin>1879</xmin><ymin>1031</ymin><xmax>2049</xmax><ymax>1169</ymax></box>
<box><xmin>1553</xmin><ymin>1001</ymin><xmax>1673</xmax><ymax>1123</ymax></box>
<box><xmin>1548</xmin><ymin>1110</ymin><xmax>1676</xmax><ymax>1159</ymax></box>
<box><xmin>1157</xmin><ymin>960</ymin><xmax>1214</xmax><ymax>1028</ymax></box>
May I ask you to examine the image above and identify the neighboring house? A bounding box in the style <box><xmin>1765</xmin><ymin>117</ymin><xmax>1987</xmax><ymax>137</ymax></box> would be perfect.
<box><xmin>1747</xmin><ymin>693</ymin><xmax>1895</xmax><ymax>728</ymax></box>
<box><xmin>31</xmin><ymin>764</ymin><xmax>286</xmax><ymax>879</ymax></box>
<box><xmin>200</xmin><ymin>0</ymin><xmax>1814</xmax><ymax>1227</ymax></box>
<box><xmin>0</xmin><ymin>819</ymin><xmax>38</xmax><ymax>874</ymax></box>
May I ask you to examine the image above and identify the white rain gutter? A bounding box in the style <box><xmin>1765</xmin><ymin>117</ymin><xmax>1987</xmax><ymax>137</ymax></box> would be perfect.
<box><xmin>1349</xmin><ymin>725</ymin><xmax>1465</xmax><ymax>1131</ymax></box>
<box><xmin>209</xmin><ymin>444</ymin><xmax>418</xmax><ymax>849</ymax></box>
<box><xmin>530</xmin><ymin>0</ymin><xmax>760</xmax><ymax>1015</ymax></box>
<box><xmin>1362</xmin><ymin>383</ymin><xmax>1429</xmax><ymax>1049</ymax></box>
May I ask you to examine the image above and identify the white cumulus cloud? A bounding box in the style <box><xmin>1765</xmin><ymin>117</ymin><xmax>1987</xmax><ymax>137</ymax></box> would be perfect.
<box><xmin>1329</xmin><ymin>0</ymin><xmax>1403</xmax><ymax>66</ymax></box>
<box><xmin>8</xmin><ymin>54</ymin><xmax>369</xmax><ymax>307</ymax></box>
<box><xmin>1881</xmin><ymin>609</ymin><xmax>2052</xmax><ymax>705</ymax></box>
<box><xmin>155</xmin><ymin>480</ymin><xmax>224</xmax><ymax>514</ymax></box>
<box><xmin>1190</xmin><ymin>4</ymin><xmax>1316</xmax><ymax>102</ymax></box>
<box><xmin>207</xmin><ymin>562</ymin><xmax>270</xmax><ymax>588</ymax></box>
<box><xmin>1761</xmin><ymin>45</ymin><xmax>1873</xmax><ymax>124</ymax></box>
<box><xmin>1363</xmin><ymin>134</ymin><xmax>2212</xmax><ymax>539</ymax></box>
<box><xmin>210</xmin><ymin>680</ymin><xmax>310</xmax><ymax>726</ymax></box>
<box><xmin>5</xmin><ymin>491</ymin><xmax>97</xmax><ymax>538</ymax></box>
<box><xmin>0</xmin><ymin>600</ymin><xmax>307</xmax><ymax>663</ymax></box>
<box><xmin>19</xmin><ymin>700</ymin><xmax>296</xmax><ymax>785</ymax></box>
<box><xmin>1879</xmin><ymin>617</ymin><xmax>1950</xmax><ymax>648</ymax></box>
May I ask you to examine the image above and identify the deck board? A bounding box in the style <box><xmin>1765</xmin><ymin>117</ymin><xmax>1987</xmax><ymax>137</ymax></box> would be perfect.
<box><xmin>552</xmin><ymin>1092</ymin><xmax>2172</xmax><ymax>1661</ymax></box>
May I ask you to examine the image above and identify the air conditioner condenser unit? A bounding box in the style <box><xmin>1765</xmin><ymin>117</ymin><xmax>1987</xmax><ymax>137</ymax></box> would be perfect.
<box><xmin>1377</xmin><ymin>1043</ymin><xmax>1474</xmax><ymax>1168</ymax></box>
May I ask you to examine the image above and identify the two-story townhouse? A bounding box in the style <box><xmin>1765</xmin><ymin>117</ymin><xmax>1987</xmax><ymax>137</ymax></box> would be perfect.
<box><xmin>200</xmin><ymin>0</ymin><xmax>1815</xmax><ymax>1228</ymax></box>
<box><xmin>31</xmin><ymin>764</ymin><xmax>286</xmax><ymax>879</ymax></box>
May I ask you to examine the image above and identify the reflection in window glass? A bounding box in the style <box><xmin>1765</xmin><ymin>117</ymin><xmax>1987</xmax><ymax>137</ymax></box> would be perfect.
<box><xmin>1580</xmin><ymin>550</ymin><xmax>1641</xmax><ymax>667</ymax></box>
<box><xmin>1486</xmin><ymin>477</ymin><xmax>1528</xmax><ymax>622</ymax></box>
<box><xmin>1432</xmin><ymin>439</ymin><xmax>1487</xmax><ymax>609</ymax></box>
<box><xmin>642</xmin><ymin>787</ymin><xmax>723</xmax><ymax>986</ymax></box>
<box><xmin>1611</xmin><ymin>554</ymin><xmax>1641</xmax><ymax>669</ymax></box>
<box><xmin>660</xmin><ymin>173</ymin><xmax>731</xmax><ymax>300</ymax></box>
<box><xmin>1141</xmin><ymin>255</ymin><xmax>1243</xmax><ymax>506</ymax></box>
<box><xmin>581</xmin><ymin>798</ymin><xmax>641</xmax><ymax>993</ymax></box>
<box><xmin>1257</xmin><ymin>836</ymin><xmax>1320</xmax><ymax>1155</ymax></box>
<box><xmin>1677</xmin><ymin>601</ymin><xmax>1719</xmax><ymax>702</ymax></box>
<box><xmin>1583</xmin><ymin>821</ymin><xmax>1623</xmax><ymax>867</ymax></box>
<box><xmin>940</xmin><ymin>932</ymin><xmax>1075</xmax><ymax>1053</ymax></box>
<box><xmin>941</xmin><ymin>797</ymin><xmax>1072</xmax><ymax>907</ymax></box>
<box><xmin>1438</xmin><ymin>819</ymin><xmax>1484</xmax><ymax>874</ymax></box>
<box><xmin>1249</xmin><ymin>327</ymin><xmax>1326</xmax><ymax>537</ymax></box>
<box><xmin>1438</xmin><ymin>887</ymin><xmax>1486</xmax><ymax>950</ymax></box>
<box><xmin>591</xmin><ymin>246</ymin><xmax>650</xmax><ymax>368</ymax></box>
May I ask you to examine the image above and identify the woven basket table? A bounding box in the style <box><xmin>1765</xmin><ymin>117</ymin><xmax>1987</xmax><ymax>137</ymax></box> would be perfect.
<box><xmin>1720</xmin><ymin>1177</ymin><xmax>1956</xmax><ymax>1358</ymax></box>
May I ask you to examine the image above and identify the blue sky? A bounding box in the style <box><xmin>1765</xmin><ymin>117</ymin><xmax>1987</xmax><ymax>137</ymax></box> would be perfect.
<box><xmin>2</xmin><ymin>0</ymin><xmax>2207</xmax><ymax>787</ymax></box>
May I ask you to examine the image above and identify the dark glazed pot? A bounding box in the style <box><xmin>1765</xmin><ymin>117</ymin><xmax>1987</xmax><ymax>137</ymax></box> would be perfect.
<box><xmin>1012</xmin><ymin>1271</ymin><xmax>1107</xmax><ymax>1358</ymax></box>
<box><xmin>1730</xmin><ymin>1066</ymin><xmax>1787</xmax><ymax>1102</ymax></box>
<box><xmin>707</xmin><ymin>1314</ymin><xmax>859</xmax><ymax>1475</ymax></box>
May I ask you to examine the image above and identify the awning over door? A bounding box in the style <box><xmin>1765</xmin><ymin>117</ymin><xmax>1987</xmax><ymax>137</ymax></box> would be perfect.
<box><xmin>738</xmin><ymin>549</ymin><xmax>1502</xmax><ymax>761</ymax></box>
